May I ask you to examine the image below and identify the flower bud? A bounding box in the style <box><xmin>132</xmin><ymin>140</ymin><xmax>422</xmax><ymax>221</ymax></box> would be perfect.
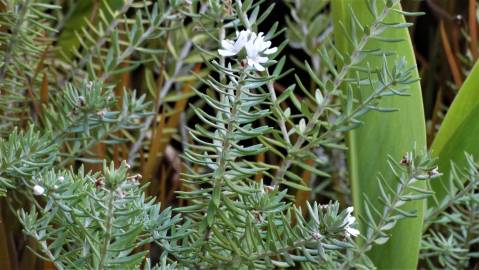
<box><xmin>33</xmin><ymin>185</ymin><xmax>45</xmax><ymax>196</ymax></box>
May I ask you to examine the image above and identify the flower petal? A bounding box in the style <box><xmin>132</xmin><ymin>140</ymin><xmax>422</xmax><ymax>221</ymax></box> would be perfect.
<box><xmin>256</xmin><ymin>56</ymin><xmax>268</xmax><ymax>64</ymax></box>
<box><xmin>264</xmin><ymin>47</ymin><xmax>278</xmax><ymax>55</ymax></box>
<box><xmin>347</xmin><ymin>216</ymin><xmax>356</xmax><ymax>225</ymax></box>
<box><xmin>346</xmin><ymin>227</ymin><xmax>360</xmax><ymax>237</ymax></box>
<box><xmin>218</xmin><ymin>49</ymin><xmax>236</xmax><ymax>57</ymax></box>
<box><xmin>221</xmin><ymin>40</ymin><xmax>235</xmax><ymax>50</ymax></box>
<box><xmin>253</xmin><ymin>62</ymin><xmax>265</xmax><ymax>71</ymax></box>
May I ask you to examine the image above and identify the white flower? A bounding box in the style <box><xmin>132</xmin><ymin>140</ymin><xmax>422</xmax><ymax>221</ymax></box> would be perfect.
<box><xmin>218</xmin><ymin>30</ymin><xmax>277</xmax><ymax>71</ymax></box>
<box><xmin>312</xmin><ymin>232</ymin><xmax>322</xmax><ymax>240</ymax></box>
<box><xmin>344</xmin><ymin>206</ymin><xmax>360</xmax><ymax>237</ymax></box>
<box><xmin>86</xmin><ymin>81</ymin><xmax>93</xmax><ymax>90</ymax></box>
<box><xmin>218</xmin><ymin>30</ymin><xmax>251</xmax><ymax>57</ymax></box>
<box><xmin>33</xmin><ymin>185</ymin><xmax>45</xmax><ymax>196</ymax></box>
<box><xmin>264</xmin><ymin>185</ymin><xmax>276</xmax><ymax>193</ymax></box>
<box><xmin>245</xmin><ymin>32</ymin><xmax>277</xmax><ymax>71</ymax></box>
<box><xmin>428</xmin><ymin>167</ymin><xmax>441</xmax><ymax>178</ymax></box>
<box><xmin>58</xmin><ymin>176</ymin><xmax>65</xmax><ymax>182</ymax></box>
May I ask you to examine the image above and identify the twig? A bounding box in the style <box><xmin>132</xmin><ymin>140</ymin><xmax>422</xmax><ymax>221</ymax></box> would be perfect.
<box><xmin>98</xmin><ymin>190</ymin><xmax>115</xmax><ymax>270</ymax></box>
<box><xmin>98</xmin><ymin>8</ymin><xmax>173</xmax><ymax>82</ymax></box>
<box><xmin>439</xmin><ymin>20</ymin><xmax>463</xmax><ymax>87</ymax></box>
<box><xmin>73</xmin><ymin>0</ymin><xmax>134</xmax><ymax>74</ymax></box>
<box><xmin>469</xmin><ymin>0</ymin><xmax>478</xmax><ymax>60</ymax></box>
<box><xmin>127</xmin><ymin>40</ymin><xmax>193</xmax><ymax>164</ymax></box>
<box><xmin>267</xmin><ymin>81</ymin><xmax>291</xmax><ymax>145</ymax></box>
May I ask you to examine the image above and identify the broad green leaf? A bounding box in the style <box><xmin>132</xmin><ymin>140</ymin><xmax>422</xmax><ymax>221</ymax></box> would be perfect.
<box><xmin>332</xmin><ymin>1</ymin><xmax>426</xmax><ymax>269</ymax></box>
<box><xmin>430</xmin><ymin>61</ymin><xmax>479</xmax><ymax>204</ymax></box>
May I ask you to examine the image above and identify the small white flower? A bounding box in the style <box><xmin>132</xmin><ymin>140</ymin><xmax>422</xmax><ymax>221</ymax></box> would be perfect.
<box><xmin>264</xmin><ymin>185</ymin><xmax>276</xmax><ymax>193</ymax></box>
<box><xmin>33</xmin><ymin>185</ymin><xmax>45</xmax><ymax>196</ymax></box>
<box><xmin>344</xmin><ymin>206</ymin><xmax>360</xmax><ymax>237</ymax></box>
<box><xmin>245</xmin><ymin>32</ymin><xmax>277</xmax><ymax>71</ymax></box>
<box><xmin>58</xmin><ymin>176</ymin><xmax>65</xmax><ymax>182</ymax></box>
<box><xmin>218</xmin><ymin>30</ymin><xmax>251</xmax><ymax>57</ymax></box>
<box><xmin>218</xmin><ymin>30</ymin><xmax>277</xmax><ymax>72</ymax></box>
<box><xmin>428</xmin><ymin>167</ymin><xmax>441</xmax><ymax>178</ymax></box>
<box><xmin>312</xmin><ymin>232</ymin><xmax>322</xmax><ymax>240</ymax></box>
<box><xmin>415</xmin><ymin>166</ymin><xmax>442</xmax><ymax>180</ymax></box>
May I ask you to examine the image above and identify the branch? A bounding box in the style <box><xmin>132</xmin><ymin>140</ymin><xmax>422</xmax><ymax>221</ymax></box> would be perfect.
<box><xmin>272</xmin><ymin>3</ymin><xmax>398</xmax><ymax>186</ymax></box>
<box><xmin>127</xmin><ymin>40</ymin><xmax>193</xmax><ymax>164</ymax></box>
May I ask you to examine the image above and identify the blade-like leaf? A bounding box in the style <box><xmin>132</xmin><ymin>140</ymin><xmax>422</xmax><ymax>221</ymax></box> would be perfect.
<box><xmin>430</xmin><ymin>61</ymin><xmax>479</xmax><ymax>204</ymax></box>
<box><xmin>332</xmin><ymin>1</ymin><xmax>426</xmax><ymax>269</ymax></box>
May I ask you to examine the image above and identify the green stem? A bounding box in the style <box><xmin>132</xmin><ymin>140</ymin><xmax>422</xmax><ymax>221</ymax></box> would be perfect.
<box><xmin>98</xmin><ymin>8</ymin><xmax>172</xmax><ymax>82</ymax></box>
<box><xmin>33</xmin><ymin>232</ymin><xmax>64</xmax><ymax>270</ymax></box>
<box><xmin>98</xmin><ymin>189</ymin><xmax>115</xmax><ymax>270</ymax></box>
<box><xmin>210</xmin><ymin>72</ymin><xmax>246</xmax><ymax>205</ymax></box>
<box><xmin>339</xmin><ymin>170</ymin><xmax>417</xmax><ymax>269</ymax></box>
<box><xmin>71</xmin><ymin>0</ymin><xmax>134</xmax><ymax>76</ymax></box>
<box><xmin>208</xmin><ymin>236</ymin><xmax>315</xmax><ymax>268</ymax></box>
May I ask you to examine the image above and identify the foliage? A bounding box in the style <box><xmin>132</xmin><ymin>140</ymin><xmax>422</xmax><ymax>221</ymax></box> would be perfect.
<box><xmin>421</xmin><ymin>154</ymin><xmax>479</xmax><ymax>269</ymax></box>
<box><xmin>429</xmin><ymin>62</ymin><xmax>479</xmax><ymax>205</ymax></box>
<box><xmin>331</xmin><ymin>0</ymin><xmax>428</xmax><ymax>268</ymax></box>
<box><xmin>0</xmin><ymin>0</ymin><xmax>58</xmax><ymax>132</ymax></box>
<box><xmin>338</xmin><ymin>151</ymin><xmax>439</xmax><ymax>270</ymax></box>
<box><xmin>0</xmin><ymin>127</ymin><xmax>57</xmax><ymax>196</ymax></box>
<box><xmin>19</xmin><ymin>161</ymin><xmax>188</xmax><ymax>270</ymax></box>
<box><xmin>0</xmin><ymin>0</ymin><xmax>477</xmax><ymax>269</ymax></box>
<box><xmin>43</xmin><ymin>81</ymin><xmax>150</xmax><ymax>165</ymax></box>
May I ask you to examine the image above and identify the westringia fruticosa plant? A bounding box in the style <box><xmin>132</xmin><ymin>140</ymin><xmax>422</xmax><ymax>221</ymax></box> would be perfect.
<box><xmin>0</xmin><ymin>0</ymin><xmax>477</xmax><ymax>269</ymax></box>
